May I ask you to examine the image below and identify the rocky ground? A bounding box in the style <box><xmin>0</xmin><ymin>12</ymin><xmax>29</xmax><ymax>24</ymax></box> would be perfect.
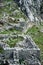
<box><xmin>0</xmin><ymin>0</ymin><xmax>43</xmax><ymax>65</ymax></box>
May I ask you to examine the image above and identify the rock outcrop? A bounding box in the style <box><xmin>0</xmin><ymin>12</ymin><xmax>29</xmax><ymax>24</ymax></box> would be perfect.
<box><xmin>14</xmin><ymin>0</ymin><xmax>43</xmax><ymax>22</ymax></box>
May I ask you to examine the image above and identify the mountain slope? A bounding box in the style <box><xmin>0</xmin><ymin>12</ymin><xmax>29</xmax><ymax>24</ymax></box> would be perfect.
<box><xmin>14</xmin><ymin>0</ymin><xmax>43</xmax><ymax>22</ymax></box>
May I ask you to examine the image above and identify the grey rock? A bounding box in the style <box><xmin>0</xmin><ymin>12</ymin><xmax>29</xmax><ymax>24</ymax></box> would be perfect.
<box><xmin>0</xmin><ymin>35</ymin><xmax>41</xmax><ymax>65</ymax></box>
<box><xmin>14</xmin><ymin>0</ymin><xmax>43</xmax><ymax>22</ymax></box>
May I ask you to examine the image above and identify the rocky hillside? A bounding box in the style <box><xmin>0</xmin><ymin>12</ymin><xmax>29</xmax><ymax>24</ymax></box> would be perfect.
<box><xmin>14</xmin><ymin>0</ymin><xmax>43</xmax><ymax>22</ymax></box>
<box><xmin>0</xmin><ymin>0</ymin><xmax>43</xmax><ymax>65</ymax></box>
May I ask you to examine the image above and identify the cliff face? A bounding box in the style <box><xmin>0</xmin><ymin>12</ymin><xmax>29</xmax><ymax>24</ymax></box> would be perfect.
<box><xmin>14</xmin><ymin>0</ymin><xmax>43</xmax><ymax>22</ymax></box>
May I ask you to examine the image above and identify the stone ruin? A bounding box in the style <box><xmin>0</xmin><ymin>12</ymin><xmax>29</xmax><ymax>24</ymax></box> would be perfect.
<box><xmin>0</xmin><ymin>35</ymin><xmax>41</xmax><ymax>65</ymax></box>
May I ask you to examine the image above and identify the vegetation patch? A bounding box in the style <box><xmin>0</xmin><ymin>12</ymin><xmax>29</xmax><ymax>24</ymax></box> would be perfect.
<box><xmin>0</xmin><ymin>47</ymin><xmax>4</xmax><ymax>53</ymax></box>
<box><xmin>5</xmin><ymin>36</ymin><xmax>24</xmax><ymax>47</ymax></box>
<box><xmin>0</xmin><ymin>28</ymin><xmax>22</xmax><ymax>34</ymax></box>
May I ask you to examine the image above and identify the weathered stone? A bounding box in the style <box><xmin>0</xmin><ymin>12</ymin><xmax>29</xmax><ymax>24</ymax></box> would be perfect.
<box><xmin>0</xmin><ymin>35</ymin><xmax>41</xmax><ymax>65</ymax></box>
<box><xmin>14</xmin><ymin>0</ymin><xmax>43</xmax><ymax>22</ymax></box>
